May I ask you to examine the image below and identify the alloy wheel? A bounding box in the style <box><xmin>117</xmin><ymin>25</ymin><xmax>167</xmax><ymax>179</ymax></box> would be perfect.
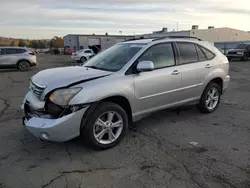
<box><xmin>93</xmin><ymin>111</ymin><xmax>123</xmax><ymax>145</ymax></box>
<box><xmin>206</xmin><ymin>87</ymin><xmax>219</xmax><ymax>110</ymax></box>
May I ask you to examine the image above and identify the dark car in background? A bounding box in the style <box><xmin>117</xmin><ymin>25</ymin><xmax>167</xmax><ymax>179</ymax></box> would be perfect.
<box><xmin>226</xmin><ymin>43</ymin><xmax>250</xmax><ymax>61</ymax></box>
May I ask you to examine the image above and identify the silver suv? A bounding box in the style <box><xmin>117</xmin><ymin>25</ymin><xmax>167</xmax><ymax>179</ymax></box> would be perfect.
<box><xmin>21</xmin><ymin>37</ymin><xmax>230</xmax><ymax>149</ymax></box>
<box><xmin>0</xmin><ymin>47</ymin><xmax>37</xmax><ymax>71</ymax></box>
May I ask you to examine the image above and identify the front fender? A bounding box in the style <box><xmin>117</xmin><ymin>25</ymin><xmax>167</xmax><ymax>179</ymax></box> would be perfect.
<box><xmin>69</xmin><ymin>75</ymin><xmax>135</xmax><ymax>111</ymax></box>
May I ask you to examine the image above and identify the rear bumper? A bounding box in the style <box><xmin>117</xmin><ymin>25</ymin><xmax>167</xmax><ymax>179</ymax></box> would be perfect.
<box><xmin>30</xmin><ymin>62</ymin><xmax>38</xmax><ymax>66</ymax></box>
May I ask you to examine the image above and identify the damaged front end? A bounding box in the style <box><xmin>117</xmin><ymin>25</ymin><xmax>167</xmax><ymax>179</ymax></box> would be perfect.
<box><xmin>21</xmin><ymin>80</ymin><xmax>90</xmax><ymax>142</ymax></box>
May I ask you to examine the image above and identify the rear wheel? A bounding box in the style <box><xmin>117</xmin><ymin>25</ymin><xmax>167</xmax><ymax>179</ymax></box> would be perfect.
<box><xmin>80</xmin><ymin>56</ymin><xmax>87</xmax><ymax>63</ymax></box>
<box><xmin>17</xmin><ymin>61</ymin><xmax>30</xmax><ymax>71</ymax></box>
<box><xmin>197</xmin><ymin>82</ymin><xmax>221</xmax><ymax>113</ymax></box>
<box><xmin>81</xmin><ymin>102</ymin><xmax>128</xmax><ymax>150</ymax></box>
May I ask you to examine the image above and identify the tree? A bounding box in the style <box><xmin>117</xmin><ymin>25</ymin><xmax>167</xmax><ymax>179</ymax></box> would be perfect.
<box><xmin>11</xmin><ymin>40</ymin><xmax>19</xmax><ymax>46</ymax></box>
<box><xmin>30</xmin><ymin>40</ymin><xmax>38</xmax><ymax>49</ymax></box>
<box><xmin>18</xmin><ymin>39</ymin><xmax>25</xmax><ymax>47</ymax></box>
<box><xmin>55</xmin><ymin>36</ymin><xmax>63</xmax><ymax>48</ymax></box>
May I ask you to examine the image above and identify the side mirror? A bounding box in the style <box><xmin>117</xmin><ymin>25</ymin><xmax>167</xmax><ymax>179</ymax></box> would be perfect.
<box><xmin>136</xmin><ymin>61</ymin><xmax>154</xmax><ymax>72</ymax></box>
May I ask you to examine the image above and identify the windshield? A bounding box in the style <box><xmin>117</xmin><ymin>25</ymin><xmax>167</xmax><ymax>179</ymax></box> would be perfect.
<box><xmin>83</xmin><ymin>43</ymin><xmax>144</xmax><ymax>72</ymax></box>
<box><xmin>236</xmin><ymin>44</ymin><xmax>247</xmax><ymax>49</ymax></box>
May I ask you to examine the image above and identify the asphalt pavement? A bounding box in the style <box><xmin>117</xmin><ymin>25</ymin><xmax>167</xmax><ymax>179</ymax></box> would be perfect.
<box><xmin>0</xmin><ymin>54</ymin><xmax>249</xmax><ymax>188</ymax></box>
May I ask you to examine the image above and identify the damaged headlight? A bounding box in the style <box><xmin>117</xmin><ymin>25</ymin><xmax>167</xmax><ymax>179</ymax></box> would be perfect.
<box><xmin>49</xmin><ymin>88</ymin><xmax>82</xmax><ymax>106</ymax></box>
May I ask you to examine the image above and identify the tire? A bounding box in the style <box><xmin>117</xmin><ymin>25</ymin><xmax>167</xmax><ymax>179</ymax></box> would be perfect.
<box><xmin>80</xmin><ymin>56</ymin><xmax>87</xmax><ymax>63</ymax></box>
<box><xmin>17</xmin><ymin>60</ymin><xmax>30</xmax><ymax>71</ymax></box>
<box><xmin>81</xmin><ymin>102</ymin><xmax>128</xmax><ymax>150</ymax></box>
<box><xmin>241</xmin><ymin>56</ymin><xmax>248</xmax><ymax>61</ymax></box>
<box><xmin>197</xmin><ymin>82</ymin><xmax>221</xmax><ymax>113</ymax></box>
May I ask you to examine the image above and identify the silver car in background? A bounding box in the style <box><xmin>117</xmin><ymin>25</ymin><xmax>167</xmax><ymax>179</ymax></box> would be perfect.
<box><xmin>0</xmin><ymin>47</ymin><xmax>37</xmax><ymax>71</ymax></box>
<box><xmin>21</xmin><ymin>37</ymin><xmax>230</xmax><ymax>149</ymax></box>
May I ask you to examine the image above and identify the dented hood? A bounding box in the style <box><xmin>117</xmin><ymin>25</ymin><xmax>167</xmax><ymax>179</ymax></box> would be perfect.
<box><xmin>31</xmin><ymin>66</ymin><xmax>111</xmax><ymax>93</ymax></box>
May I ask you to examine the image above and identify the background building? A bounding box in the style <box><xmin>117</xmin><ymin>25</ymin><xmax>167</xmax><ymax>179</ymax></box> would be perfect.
<box><xmin>63</xmin><ymin>34</ymin><xmax>133</xmax><ymax>53</ymax></box>
<box><xmin>140</xmin><ymin>26</ymin><xmax>250</xmax><ymax>52</ymax></box>
<box><xmin>64</xmin><ymin>26</ymin><xmax>250</xmax><ymax>53</ymax></box>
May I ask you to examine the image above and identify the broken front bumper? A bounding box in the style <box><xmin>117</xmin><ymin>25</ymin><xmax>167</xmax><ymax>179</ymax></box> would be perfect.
<box><xmin>21</xmin><ymin>92</ymin><xmax>89</xmax><ymax>142</ymax></box>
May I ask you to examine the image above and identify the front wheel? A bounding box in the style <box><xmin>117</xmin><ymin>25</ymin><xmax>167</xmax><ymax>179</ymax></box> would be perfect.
<box><xmin>197</xmin><ymin>82</ymin><xmax>221</xmax><ymax>113</ymax></box>
<box><xmin>81</xmin><ymin>102</ymin><xmax>128</xmax><ymax>150</ymax></box>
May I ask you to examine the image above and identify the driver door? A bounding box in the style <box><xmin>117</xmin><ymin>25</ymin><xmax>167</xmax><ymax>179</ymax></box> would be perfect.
<box><xmin>133</xmin><ymin>42</ymin><xmax>182</xmax><ymax>115</ymax></box>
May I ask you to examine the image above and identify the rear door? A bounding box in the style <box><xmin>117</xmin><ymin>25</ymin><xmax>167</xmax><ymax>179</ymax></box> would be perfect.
<box><xmin>175</xmin><ymin>42</ymin><xmax>215</xmax><ymax>102</ymax></box>
<box><xmin>133</xmin><ymin>42</ymin><xmax>182</xmax><ymax>115</ymax></box>
<box><xmin>0</xmin><ymin>48</ymin><xmax>19</xmax><ymax>65</ymax></box>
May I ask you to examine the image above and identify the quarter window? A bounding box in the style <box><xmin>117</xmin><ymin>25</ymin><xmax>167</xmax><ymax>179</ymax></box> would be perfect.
<box><xmin>201</xmin><ymin>47</ymin><xmax>215</xmax><ymax>60</ymax></box>
<box><xmin>176</xmin><ymin>42</ymin><xmax>199</xmax><ymax>64</ymax></box>
<box><xmin>195</xmin><ymin>45</ymin><xmax>207</xmax><ymax>61</ymax></box>
<box><xmin>138</xmin><ymin>43</ymin><xmax>175</xmax><ymax>69</ymax></box>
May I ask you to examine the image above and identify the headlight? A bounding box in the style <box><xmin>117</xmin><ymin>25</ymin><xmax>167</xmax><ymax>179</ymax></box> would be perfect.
<box><xmin>49</xmin><ymin>88</ymin><xmax>82</xmax><ymax>106</ymax></box>
<box><xmin>237</xmin><ymin>52</ymin><xmax>244</xmax><ymax>55</ymax></box>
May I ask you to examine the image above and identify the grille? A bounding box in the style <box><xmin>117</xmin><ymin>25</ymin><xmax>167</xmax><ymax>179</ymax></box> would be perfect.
<box><xmin>29</xmin><ymin>79</ymin><xmax>46</xmax><ymax>99</ymax></box>
<box><xmin>228</xmin><ymin>51</ymin><xmax>237</xmax><ymax>55</ymax></box>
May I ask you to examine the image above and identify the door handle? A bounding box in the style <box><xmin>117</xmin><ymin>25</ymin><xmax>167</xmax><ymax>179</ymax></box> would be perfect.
<box><xmin>205</xmin><ymin>64</ymin><xmax>212</xmax><ymax>68</ymax></box>
<box><xmin>172</xmin><ymin>70</ymin><xmax>180</xmax><ymax>75</ymax></box>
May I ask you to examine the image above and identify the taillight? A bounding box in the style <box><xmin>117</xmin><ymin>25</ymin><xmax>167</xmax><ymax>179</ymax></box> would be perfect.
<box><xmin>29</xmin><ymin>52</ymin><xmax>35</xmax><ymax>55</ymax></box>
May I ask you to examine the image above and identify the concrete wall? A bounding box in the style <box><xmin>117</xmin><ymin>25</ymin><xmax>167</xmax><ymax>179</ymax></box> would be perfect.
<box><xmin>190</xmin><ymin>28</ymin><xmax>250</xmax><ymax>42</ymax></box>
<box><xmin>78</xmin><ymin>36</ymin><xmax>88</xmax><ymax>50</ymax></box>
<box><xmin>63</xmin><ymin>35</ymin><xmax>78</xmax><ymax>51</ymax></box>
<box><xmin>64</xmin><ymin>35</ymin><xmax>133</xmax><ymax>51</ymax></box>
<box><xmin>100</xmin><ymin>37</ymin><xmax>117</xmax><ymax>50</ymax></box>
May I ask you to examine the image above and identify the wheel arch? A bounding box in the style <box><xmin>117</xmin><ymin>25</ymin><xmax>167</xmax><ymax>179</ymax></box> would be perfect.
<box><xmin>80</xmin><ymin>95</ymin><xmax>133</xmax><ymax>133</ymax></box>
<box><xmin>207</xmin><ymin>77</ymin><xmax>223</xmax><ymax>94</ymax></box>
<box><xmin>16</xmin><ymin>59</ymin><xmax>31</xmax><ymax>66</ymax></box>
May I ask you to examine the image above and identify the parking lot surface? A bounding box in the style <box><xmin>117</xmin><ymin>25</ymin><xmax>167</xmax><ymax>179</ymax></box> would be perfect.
<box><xmin>0</xmin><ymin>54</ymin><xmax>249</xmax><ymax>188</ymax></box>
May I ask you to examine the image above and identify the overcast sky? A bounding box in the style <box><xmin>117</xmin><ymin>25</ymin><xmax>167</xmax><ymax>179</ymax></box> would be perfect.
<box><xmin>1</xmin><ymin>0</ymin><xmax>250</xmax><ymax>39</ymax></box>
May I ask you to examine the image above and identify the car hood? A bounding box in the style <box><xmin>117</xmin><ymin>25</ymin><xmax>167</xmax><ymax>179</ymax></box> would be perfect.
<box><xmin>227</xmin><ymin>49</ymin><xmax>246</xmax><ymax>53</ymax></box>
<box><xmin>31</xmin><ymin>66</ymin><xmax>111</xmax><ymax>93</ymax></box>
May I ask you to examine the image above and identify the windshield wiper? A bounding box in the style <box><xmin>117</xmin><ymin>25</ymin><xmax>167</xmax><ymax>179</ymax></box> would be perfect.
<box><xmin>84</xmin><ymin>66</ymin><xmax>115</xmax><ymax>72</ymax></box>
<box><xmin>84</xmin><ymin>65</ymin><xmax>100</xmax><ymax>70</ymax></box>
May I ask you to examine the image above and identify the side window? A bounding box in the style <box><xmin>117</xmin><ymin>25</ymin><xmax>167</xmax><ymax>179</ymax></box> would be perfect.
<box><xmin>138</xmin><ymin>43</ymin><xmax>175</xmax><ymax>69</ymax></box>
<box><xmin>176</xmin><ymin>42</ymin><xmax>198</xmax><ymax>64</ymax></box>
<box><xmin>16</xmin><ymin>49</ymin><xmax>26</xmax><ymax>53</ymax></box>
<box><xmin>195</xmin><ymin>45</ymin><xmax>207</xmax><ymax>61</ymax></box>
<box><xmin>85</xmin><ymin>50</ymin><xmax>91</xmax><ymax>53</ymax></box>
<box><xmin>5</xmin><ymin>48</ymin><xmax>18</xmax><ymax>55</ymax></box>
<box><xmin>200</xmin><ymin>47</ymin><xmax>215</xmax><ymax>60</ymax></box>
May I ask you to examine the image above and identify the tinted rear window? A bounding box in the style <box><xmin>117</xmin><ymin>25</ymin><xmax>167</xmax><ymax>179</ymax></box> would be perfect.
<box><xmin>17</xmin><ymin>49</ymin><xmax>26</xmax><ymax>53</ymax></box>
<box><xmin>176</xmin><ymin>42</ymin><xmax>199</xmax><ymax>64</ymax></box>
<box><xmin>195</xmin><ymin>45</ymin><xmax>207</xmax><ymax>61</ymax></box>
<box><xmin>201</xmin><ymin>47</ymin><xmax>215</xmax><ymax>60</ymax></box>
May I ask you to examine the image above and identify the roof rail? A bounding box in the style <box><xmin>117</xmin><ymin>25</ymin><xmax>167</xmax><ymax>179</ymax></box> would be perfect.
<box><xmin>153</xmin><ymin>36</ymin><xmax>202</xmax><ymax>41</ymax></box>
<box><xmin>125</xmin><ymin>36</ymin><xmax>145</xmax><ymax>41</ymax></box>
